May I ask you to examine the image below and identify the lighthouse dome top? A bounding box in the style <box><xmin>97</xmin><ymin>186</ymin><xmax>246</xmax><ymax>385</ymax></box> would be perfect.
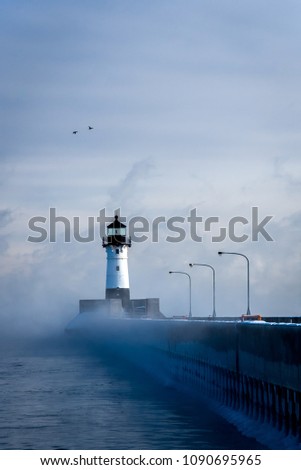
<box><xmin>102</xmin><ymin>214</ymin><xmax>131</xmax><ymax>248</ymax></box>
<box><xmin>107</xmin><ymin>215</ymin><xmax>126</xmax><ymax>229</ymax></box>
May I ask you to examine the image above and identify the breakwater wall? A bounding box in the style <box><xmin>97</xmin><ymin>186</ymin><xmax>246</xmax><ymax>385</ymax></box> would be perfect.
<box><xmin>161</xmin><ymin>320</ymin><xmax>301</xmax><ymax>445</ymax></box>
<box><xmin>67</xmin><ymin>314</ymin><xmax>301</xmax><ymax>446</ymax></box>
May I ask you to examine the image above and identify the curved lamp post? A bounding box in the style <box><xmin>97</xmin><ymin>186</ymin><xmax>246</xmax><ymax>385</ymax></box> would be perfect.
<box><xmin>218</xmin><ymin>251</ymin><xmax>251</xmax><ymax>315</ymax></box>
<box><xmin>189</xmin><ymin>263</ymin><xmax>216</xmax><ymax>318</ymax></box>
<box><xmin>169</xmin><ymin>271</ymin><xmax>192</xmax><ymax>319</ymax></box>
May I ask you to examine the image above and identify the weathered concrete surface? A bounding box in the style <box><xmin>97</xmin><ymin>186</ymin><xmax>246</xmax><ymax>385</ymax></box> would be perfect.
<box><xmin>164</xmin><ymin>320</ymin><xmax>301</xmax><ymax>392</ymax></box>
<box><xmin>237</xmin><ymin>323</ymin><xmax>301</xmax><ymax>391</ymax></box>
<box><xmin>162</xmin><ymin>320</ymin><xmax>301</xmax><ymax>444</ymax></box>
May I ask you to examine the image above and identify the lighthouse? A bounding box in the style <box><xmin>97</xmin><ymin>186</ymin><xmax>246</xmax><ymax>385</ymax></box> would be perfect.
<box><xmin>102</xmin><ymin>215</ymin><xmax>131</xmax><ymax>309</ymax></box>
<box><xmin>75</xmin><ymin>213</ymin><xmax>163</xmax><ymax>318</ymax></box>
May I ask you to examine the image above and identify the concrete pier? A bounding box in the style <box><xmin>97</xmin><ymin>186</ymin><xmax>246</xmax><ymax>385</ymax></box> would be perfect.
<box><xmin>67</xmin><ymin>314</ymin><xmax>301</xmax><ymax>446</ymax></box>
<box><xmin>163</xmin><ymin>320</ymin><xmax>301</xmax><ymax>444</ymax></box>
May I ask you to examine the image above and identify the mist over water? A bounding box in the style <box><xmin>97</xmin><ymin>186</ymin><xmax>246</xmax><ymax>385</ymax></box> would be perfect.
<box><xmin>0</xmin><ymin>330</ymin><xmax>267</xmax><ymax>450</ymax></box>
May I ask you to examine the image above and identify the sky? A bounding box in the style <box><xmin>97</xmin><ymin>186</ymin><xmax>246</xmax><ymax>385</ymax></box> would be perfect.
<box><xmin>0</xmin><ymin>0</ymin><xmax>301</xmax><ymax>334</ymax></box>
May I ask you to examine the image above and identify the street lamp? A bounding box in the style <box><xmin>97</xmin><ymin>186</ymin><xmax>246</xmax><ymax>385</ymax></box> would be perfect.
<box><xmin>189</xmin><ymin>263</ymin><xmax>216</xmax><ymax>318</ymax></box>
<box><xmin>169</xmin><ymin>271</ymin><xmax>192</xmax><ymax>318</ymax></box>
<box><xmin>218</xmin><ymin>251</ymin><xmax>251</xmax><ymax>315</ymax></box>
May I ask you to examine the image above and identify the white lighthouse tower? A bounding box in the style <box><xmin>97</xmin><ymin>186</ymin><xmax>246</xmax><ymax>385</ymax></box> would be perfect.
<box><xmin>102</xmin><ymin>215</ymin><xmax>131</xmax><ymax>309</ymax></box>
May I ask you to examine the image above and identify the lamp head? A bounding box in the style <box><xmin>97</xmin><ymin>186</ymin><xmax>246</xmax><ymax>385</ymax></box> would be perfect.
<box><xmin>218</xmin><ymin>251</ymin><xmax>223</xmax><ymax>256</ymax></box>
<box><xmin>189</xmin><ymin>263</ymin><xmax>193</xmax><ymax>267</ymax></box>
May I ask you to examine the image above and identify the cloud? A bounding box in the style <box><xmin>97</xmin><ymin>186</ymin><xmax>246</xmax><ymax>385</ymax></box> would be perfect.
<box><xmin>107</xmin><ymin>158</ymin><xmax>156</xmax><ymax>214</ymax></box>
<box><xmin>273</xmin><ymin>157</ymin><xmax>301</xmax><ymax>189</ymax></box>
<box><xmin>0</xmin><ymin>209</ymin><xmax>14</xmax><ymax>254</ymax></box>
<box><xmin>0</xmin><ymin>209</ymin><xmax>13</xmax><ymax>228</ymax></box>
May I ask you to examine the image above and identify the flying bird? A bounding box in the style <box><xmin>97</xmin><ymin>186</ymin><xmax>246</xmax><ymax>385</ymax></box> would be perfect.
<box><xmin>88</xmin><ymin>126</ymin><xmax>94</xmax><ymax>130</ymax></box>
<box><xmin>73</xmin><ymin>130</ymin><xmax>78</xmax><ymax>134</ymax></box>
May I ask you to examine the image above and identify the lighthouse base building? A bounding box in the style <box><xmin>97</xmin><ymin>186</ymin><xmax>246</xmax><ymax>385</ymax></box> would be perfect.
<box><xmin>79</xmin><ymin>215</ymin><xmax>164</xmax><ymax>319</ymax></box>
<box><xmin>79</xmin><ymin>297</ymin><xmax>163</xmax><ymax>318</ymax></box>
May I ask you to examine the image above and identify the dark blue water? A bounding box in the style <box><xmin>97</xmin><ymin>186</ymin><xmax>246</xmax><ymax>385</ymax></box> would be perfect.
<box><xmin>0</xmin><ymin>334</ymin><xmax>266</xmax><ymax>450</ymax></box>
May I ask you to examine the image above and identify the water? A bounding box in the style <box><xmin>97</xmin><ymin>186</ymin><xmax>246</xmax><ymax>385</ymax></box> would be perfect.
<box><xmin>0</xmin><ymin>334</ymin><xmax>266</xmax><ymax>450</ymax></box>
